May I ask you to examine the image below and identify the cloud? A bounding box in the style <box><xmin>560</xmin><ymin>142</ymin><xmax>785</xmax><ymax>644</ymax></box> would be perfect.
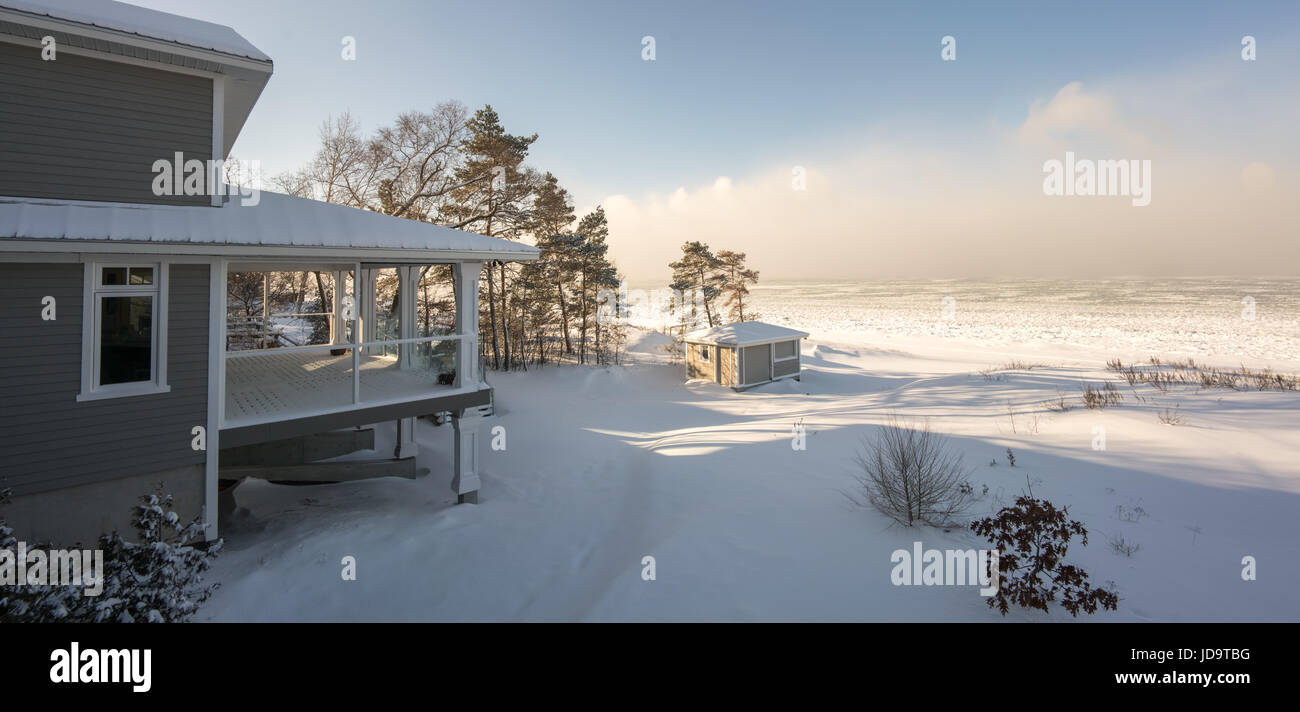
<box><xmin>601</xmin><ymin>82</ymin><xmax>1298</xmax><ymax>282</ymax></box>
<box><xmin>1016</xmin><ymin>81</ymin><xmax>1148</xmax><ymax>152</ymax></box>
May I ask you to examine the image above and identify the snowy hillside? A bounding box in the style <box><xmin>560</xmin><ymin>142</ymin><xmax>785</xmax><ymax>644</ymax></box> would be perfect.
<box><xmin>203</xmin><ymin>319</ymin><xmax>1300</xmax><ymax>622</ymax></box>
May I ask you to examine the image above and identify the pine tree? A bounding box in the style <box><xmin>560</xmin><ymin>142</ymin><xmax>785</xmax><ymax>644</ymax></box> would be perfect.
<box><xmin>715</xmin><ymin>250</ymin><xmax>759</xmax><ymax>322</ymax></box>
<box><xmin>276</xmin><ymin>102</ymin><xmax>631</xmax><ymax>371</ymax></box>
<box><xmin>668</xmin><ymin>275</ymin><xmax>694</xmax><ymax>336</ymax></box>
<box><xmin>669</xmin><ymin>241</ymin><xmax>722</xmax><ymax>327</ymax></box>
<box><xmin>440</xmin><ymin>105</ymin><xmax>538</xmax><ymax>370</ymax></box>
<box><xmin>531</xmin><ymin>173</ymin><xmax>576</xmax><ymax>356</ymax></box>
<box><xmin>573</xmin><ymin>207</ymin><xmax>617</xmax><ymax>364</ymax></box>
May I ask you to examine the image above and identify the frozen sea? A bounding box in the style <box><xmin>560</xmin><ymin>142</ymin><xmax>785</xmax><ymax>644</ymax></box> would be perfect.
<box><xmin>628</xmin><ymin>278</ymin><xmax>1300</xmax><ymax>368</ymax></box>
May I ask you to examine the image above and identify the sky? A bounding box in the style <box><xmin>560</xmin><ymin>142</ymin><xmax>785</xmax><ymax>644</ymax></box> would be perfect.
<box><xmin>129</xmin><ymin>0</ymin><xmax>1300</xmax><ymax>281</ymax></box>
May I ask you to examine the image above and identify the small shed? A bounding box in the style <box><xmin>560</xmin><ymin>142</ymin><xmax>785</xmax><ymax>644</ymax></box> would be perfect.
<box><xmin>683</xmin><ymin>321</ymin><xmax>809</xmax><ymax>390</ymax></box>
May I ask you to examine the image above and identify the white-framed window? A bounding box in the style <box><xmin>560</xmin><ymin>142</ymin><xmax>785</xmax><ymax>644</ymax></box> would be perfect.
<box><xmin>700</xmin><ymin>345</ymin><xmax>710</xmax><ymax>361</ymax></box>
<box><xmin>78</xmin><ymin>262</ymin><xmax>170</xmax><ymax>401</ymax></box>
<box><xmin>773</xmin><ymin>339</ymin><xmax>799</xmax><ymax>361</ymax></box>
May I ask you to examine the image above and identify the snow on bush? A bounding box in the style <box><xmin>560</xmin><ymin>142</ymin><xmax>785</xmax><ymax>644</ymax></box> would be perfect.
<box><xmin>0</xmin><ymin>488</ymin><xmax>220</xmax><ymax>623</ymax></box>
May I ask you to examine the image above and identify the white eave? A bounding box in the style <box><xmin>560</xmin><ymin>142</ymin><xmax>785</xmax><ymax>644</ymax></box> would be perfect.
<box><xmin>0</xmin><ymin>192</ymin><xmax>541</xmax><ymax>262</ymax></box>
<box><xmin>684</xmin><ymin>321</ymin><xmax>810</xmax><ymax>346</ymax></box>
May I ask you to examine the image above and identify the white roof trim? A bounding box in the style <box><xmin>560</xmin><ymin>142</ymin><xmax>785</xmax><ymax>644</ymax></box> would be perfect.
<box><xmin>0</xmin><ymin>192</ymin><xmax>540</xmax><ymax>260</ymax></box>
<box><xmin>683</xmin><ymin>321</ymin><xmax>810</xmax><ymax>345</ymax></box>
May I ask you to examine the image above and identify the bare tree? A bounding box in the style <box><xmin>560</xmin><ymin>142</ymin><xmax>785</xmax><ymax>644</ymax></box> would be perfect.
<box><xmin>272</xmin><ymin>112</ymin><xmax>373</xmax><ymax>205</ymax></box>
<box><xmin>849</xmin><ymin>416</ymin><xmax>973</xmax><ymax>527</ymax></box>
<box><xmin>273</xmin><ymin>105</ymin><xmax>472</xmax><ymax>218</ymax></box>
<box><xmin>372</xmin><ymin>103</ymin><xmax>473</xmax><ymax>219</ymax></box>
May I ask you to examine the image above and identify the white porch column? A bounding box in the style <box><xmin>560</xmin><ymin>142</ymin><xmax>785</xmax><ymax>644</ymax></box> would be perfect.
<box><xmin>359</xmin><ymin>267</ymin><xmax>377</xmax><ymax>354</ymax></box>
<box><xmin>330</xmin><ymin>270</ymin><xmax>345</xmax><ymax>345</ymax></box>
<box><xmin>394</xmin><ymin>416</ymin><xmax>419</xmax><ymax>460</ymax></box>
<box><xmin>453</xmin><ymin>261</ymin><xmax>482</xmax><ymax>389</ymax></box>
<box><xmin>451</xmin><ymin>409</ymin><xmax>482</xmax><ymax>503</ymax></box>
<box><xmin>394</xmin><ymin>266</ymin><xmax>419</xmax><ymax>459</ymax></box>
<box><xmin>204</xmin><ymin>258</ymin><xmax>228</xmax><ymax>541</ymax></box>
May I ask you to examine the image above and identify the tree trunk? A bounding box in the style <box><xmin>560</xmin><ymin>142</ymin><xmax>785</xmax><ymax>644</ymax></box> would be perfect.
<box><xmin>516</xmin><ymin>287</ymin><xmax>523</xmax><ymax>368</ymax></box>
<box><xmin>422</xmin><ymin>281</ymin><xmax>430</xmax><ymax>335</ymax></box>
<box><xmin>579</xmin><ymin>270</ymin><xmax>587</xmax><ymax>364</ymax></box>
<box><xmin>486</xmin><ymin>263</ymin><xmax>500</xmax><ymax>370</ymax></box>
<box><xmin>698</xmin><ymin>268</ymin><xmax>714</xmax><ymax>326</ymax></box>
<box><xmin>499</xmin><ymin>262</ymin><xmax>511</xmax><ymax>370</ymax></box>
<box><xmin>314</xmin><ymin>271</ymin><xmax>330</xmax><ymax>342</ymax></box>
<box><xmin>557</xmin><ymin>280</ymin><xmax>572</xmax><ymax>355</ymax></box>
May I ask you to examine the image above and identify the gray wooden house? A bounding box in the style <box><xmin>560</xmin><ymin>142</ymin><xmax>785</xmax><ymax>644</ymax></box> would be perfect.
<box><xmin>0</xmin><ymin>0</ymin><xmax>538</xmax><ymax>544</ymax></box>
<box><xmin>683</xmin><ymin>321</ymin><xmax>809</xmax><ymax>390</ymax></box>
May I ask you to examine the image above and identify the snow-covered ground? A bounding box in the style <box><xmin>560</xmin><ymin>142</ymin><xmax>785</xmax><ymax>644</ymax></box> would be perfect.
<box><xmin>203</xmin><ymin>280</ymin><xmax>1300</xmax><ymax>622</ymax></box>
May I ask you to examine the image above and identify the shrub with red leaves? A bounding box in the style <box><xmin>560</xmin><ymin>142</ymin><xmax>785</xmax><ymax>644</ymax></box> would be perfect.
<box><xmin>971</xmin><ymin>496</ymin><xmax>1118</xmax><ymax>617</ymax></box>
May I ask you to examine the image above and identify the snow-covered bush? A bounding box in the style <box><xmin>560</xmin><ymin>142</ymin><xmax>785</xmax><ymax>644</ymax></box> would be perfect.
<box><xmin>95</xmin><ymin>490</ymin><xmax>222</xmax><ymax>622</ymax></box>
<box><xmin>849</xmin><ymin>416</ymin><xmax>973</xmax><ymax>527</ymax></box>
<box><xmin>971</xmin><ymin>496</ymin><xmax>1118</xmax><ymax>617</ymax></box>
<box><xmin>0</xmin><ymin>487</ymin><xmax>85</xmax><ymax>622</ymax></box>
<box><xmin>0</xmin><ymin>488</ymin><xmax>220</xmax><ymax>623</ymax></box>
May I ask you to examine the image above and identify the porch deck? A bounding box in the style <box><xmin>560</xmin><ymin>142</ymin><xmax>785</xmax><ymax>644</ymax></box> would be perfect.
<box><xmin>224</xmin><ymin>349</ymin><xmax>452</xmax><ymax>427</ymax></box>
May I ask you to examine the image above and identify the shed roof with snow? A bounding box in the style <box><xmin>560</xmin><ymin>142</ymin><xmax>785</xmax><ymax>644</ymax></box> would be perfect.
<box><xmin>683</xmin><ymin>321</ymin><xmax>810</xmax><ymax>346</ymax></box>
<box><xmin>683</xmin><ymin>322</ymin><xmax>807</xmax><ymax>390</ymax></box>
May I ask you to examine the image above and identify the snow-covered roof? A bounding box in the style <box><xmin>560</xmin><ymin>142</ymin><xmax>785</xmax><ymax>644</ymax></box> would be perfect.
<box><xmin>0</xmin><ymin>192</ymin><xmax>540</xmax><ymax>260</ymax></box>
<box><xmin>684</xmin><ymin>321</ymin><xmax>810</xmax><ymax>345</ymax></box>
<box><xmin>0</xmin><ymin>0</ymin><xmax>271</xmax><ymax>62</ymax></box>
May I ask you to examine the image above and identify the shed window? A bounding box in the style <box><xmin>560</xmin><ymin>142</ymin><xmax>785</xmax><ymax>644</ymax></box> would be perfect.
<box><xmin>774</xmin><ymin>340</ymin><xmax>798</xmax><ymax>360</ymax></box>
<box><xmin>700</xmin><ymin>345</ymin><xmax>710</xmax><ymax>361</ymax></box>
<box><xmin>78</xmin><ymin>263</ymin><xmax>170</xmax><ymax>401</ymax></box>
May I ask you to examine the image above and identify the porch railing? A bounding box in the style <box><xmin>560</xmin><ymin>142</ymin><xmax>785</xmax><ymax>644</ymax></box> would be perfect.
<box><xmin>222</xmin><ymin>333</ymin><xmax>479</xmax><ymax>426</ymax></box>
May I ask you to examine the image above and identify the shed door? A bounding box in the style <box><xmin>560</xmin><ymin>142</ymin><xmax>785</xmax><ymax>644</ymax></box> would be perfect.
<box><xmin>741</xmin><ymin>344</ymin><xmax>771</xmax><ymax>385</ymax></box>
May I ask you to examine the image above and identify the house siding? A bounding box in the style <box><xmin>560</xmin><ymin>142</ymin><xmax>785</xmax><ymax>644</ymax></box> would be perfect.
<box><xmin>0</xmin><ymin>39</ymin><xmax>213</xmax><ymax>205</ymax></box>
<box><xmin>0</xmin><ymin>261</ymin><xmax>210</xmax><ymax>496</ymax></box>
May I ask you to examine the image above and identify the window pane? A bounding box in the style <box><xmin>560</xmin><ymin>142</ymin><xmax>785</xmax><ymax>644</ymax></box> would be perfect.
<box><xmin>128</xmin><ymin>267</ymin><xmax>154</xmax><ymax>285</ymax></box>
<box><xmin>416</xmin><ymin>264</ymin><xmax>456</xmax><ymax>337</ymax></box>
<box><xmin>100</xmin><ymin>296</ymin><xmax>153</xmax><ymax>385</ymax></box>
<box><xmin>775</xmin><ymin>340</ymin><xmax>797</xmax><ymax>359</ymax></box>
<box><xmin>101</xmin><ymin>267</ymin><xmax>127</xmax><ymax>286</ymax></box>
